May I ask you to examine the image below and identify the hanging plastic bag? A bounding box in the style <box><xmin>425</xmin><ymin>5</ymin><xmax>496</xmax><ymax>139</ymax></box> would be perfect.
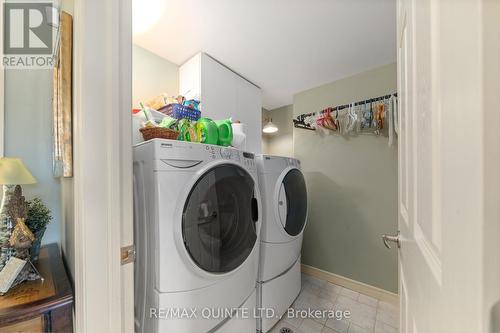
<box><xmin>373</xmin><ymin>101</ymin><xmax>386</xmax><ymax>135</ymax></box>
<box><xmin>346</xmin><ymin>103</ymin><xmax>359</xmax><ymax>134</ymax></box>
<box><xmin>359</xmin><ymin>102</ymin><xmax>372</xmax><ymax>130</ymax></box>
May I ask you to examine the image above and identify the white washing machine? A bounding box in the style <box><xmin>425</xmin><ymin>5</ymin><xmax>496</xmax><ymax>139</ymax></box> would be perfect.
<box><xmin>256</xmin><ymin>155</ymin><xmax>308</xmax><ymax>333</ymax></box>
<box><xmin>133</xmin><ymin>139</ymin><xmax>261</xmax><ymax>333</ymax></box>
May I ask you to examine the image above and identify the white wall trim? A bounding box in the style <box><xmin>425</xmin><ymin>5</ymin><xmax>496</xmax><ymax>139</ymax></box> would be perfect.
<box><xmin>73</xmin><ymin>0</ymin><xmax>133</xmax><ymax>332</ymax></box>
<box><xmin>301</xmin><ymin>264</ymin><xmax>399</xmax><ymax>305</ymax></box>
<box><xmin>0</xmin><ymin>67</ymin><xmax>4</xmax><ymax>158</ymax></box>
<box><xmin>0</xmin><ymin>0</ymin><xmax>4</xmax><ymax>158</ymax></box>
<box><xmin>118</xmin><ymin>0</ymin><xmax>134</xmax><ymax>330</ymax></box>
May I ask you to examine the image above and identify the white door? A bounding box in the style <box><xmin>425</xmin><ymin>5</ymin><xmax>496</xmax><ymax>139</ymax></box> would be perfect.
<box><xmin>395</xmin><ymin>1</ymin><xmax>500</xmax><ymax>333</ymax></box>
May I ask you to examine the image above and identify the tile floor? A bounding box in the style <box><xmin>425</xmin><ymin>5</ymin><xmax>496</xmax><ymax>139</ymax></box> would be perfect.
<box><xmin>269</xmin><ymin>273</ymin><xmax>399</xmax><ymax>333</ymax></box>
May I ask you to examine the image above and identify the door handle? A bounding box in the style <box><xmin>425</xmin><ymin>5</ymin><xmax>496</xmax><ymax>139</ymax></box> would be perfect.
<box><xmin>251</xmin><ymin>198</ymin><xmax>258</xmax><ymax>222</ymax></box>
<box><xmin>382</xmin><ymin>231</ymin><xmax>401</xmax><ymax>249</ymax></box>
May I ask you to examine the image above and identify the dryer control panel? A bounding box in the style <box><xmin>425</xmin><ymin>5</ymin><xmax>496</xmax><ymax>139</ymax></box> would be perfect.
<box><xmin>242</xmin><ymin>152</ymin><xmax>256</xmax><ymax>169</ymax></box>
<box><xmin>287</xmin><ymin>158</ymin><xmax>300</xmax><ymax>168</ymax></box>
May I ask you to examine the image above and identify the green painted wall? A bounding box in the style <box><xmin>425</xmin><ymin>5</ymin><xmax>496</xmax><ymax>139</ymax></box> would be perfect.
<box><xmin>294</xmin><ymin>63</ymin><xmax>398</xmax><ymax>293</ymax></box>
<box><xmin>264</xmin><ymin>104</ymin><xmax>294</xmax><ymax>157</ymax></box>
<box><xmin>132</xmin><ymin>45</ymin><xmax>179</xmax><ymax>107</ymax></box>
<box><xmin>261</xmin><ymin>108</ymin><xmax>270</xmax><ymax>153</ymax></box>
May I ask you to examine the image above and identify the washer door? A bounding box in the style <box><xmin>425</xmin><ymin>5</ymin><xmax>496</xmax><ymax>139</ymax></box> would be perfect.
<box><xmin>182</xmin><ymin>164</ymin><xmax>258</xmax><ymax>273</ymax></box>
<box><xmin>278</xmin><ymin>169</ymin><xmax>308</xmax><ymax>236</ymax></box>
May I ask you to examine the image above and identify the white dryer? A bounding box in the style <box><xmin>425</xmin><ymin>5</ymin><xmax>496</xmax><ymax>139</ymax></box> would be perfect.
<box><xmin>133</xmin><ymin>139</ymin><xmax>261</xmax><ymax>333</ymax></box>
<box><xmin>256</xmin><ymin>155</ymin><xmax>308</xmax><ymax>333</ymax></box>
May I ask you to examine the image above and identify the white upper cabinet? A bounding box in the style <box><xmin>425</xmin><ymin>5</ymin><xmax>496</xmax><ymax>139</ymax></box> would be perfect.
<box><xmin>201</xmin><ymin>54</ymin><xmax>238</xmax><ymax>123</ymax></box>
<box><xmin>179</xmin><ymin>53</ymin><xmax>202</xmax><ymax>101</ymax></box>
<box><xmin>179</xmin><ymin>53</ymin><xmax>262</xmax><ymax>153</ymax></box>
<box><xmin>235</xmin><ymin>77</ymin><xmax>262</xmax><ymax>154</ymax></box>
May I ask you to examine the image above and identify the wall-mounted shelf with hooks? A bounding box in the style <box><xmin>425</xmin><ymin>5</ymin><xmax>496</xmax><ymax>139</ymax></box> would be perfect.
<box><xmin>293</xmin><ymin>93</ymin><xmax>398</xmax><ymax>132</ymax></box>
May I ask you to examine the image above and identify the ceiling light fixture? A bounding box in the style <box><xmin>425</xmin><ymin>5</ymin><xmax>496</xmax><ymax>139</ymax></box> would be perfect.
<box><xmin>263</xmin><ymin>118</ymin><xmax>278</xmax><ymax>134</ymax></box>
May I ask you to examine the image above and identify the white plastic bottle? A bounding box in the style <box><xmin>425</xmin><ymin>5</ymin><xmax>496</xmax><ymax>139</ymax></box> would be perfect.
<box><xmin>231</xmin><ymin>122</ymin><xmax>247</xmax><ymax>150</ymax></box>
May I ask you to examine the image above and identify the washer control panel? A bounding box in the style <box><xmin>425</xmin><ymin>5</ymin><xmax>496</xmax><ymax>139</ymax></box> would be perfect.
<box><xmin>205</xmin><ymin>145</ymin><xmax>219</xmax><ymax>160</ymax></box>
<box><xmin>204</xmin><ymin>145</ymin><xmax>240</xmax><ymax>161</ymax></box>
<box><xmin>220</xmin><ymin>147</ymin><xmax>238</xmax><ymax>160</ymax></box>
<box><xmin>151</xmin><ymin>140</ymin><xmax>257</xmax><ymax>172</ymax></box>
<box><xmin>157</xmin><ymin>140</ymin><xmax>255</xmax><ymax>170</ymax></box>
<box><xmin>203</xmin><ymin>145</ymin><xmax>256</xmax><ymax>169</ymax></box>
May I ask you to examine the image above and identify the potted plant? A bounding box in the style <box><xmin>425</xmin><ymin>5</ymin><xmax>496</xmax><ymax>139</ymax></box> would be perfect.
<box><xmin>25</xmin><ymin>198</ymin><xmax>52</xmax><ymax>262</ymax></box>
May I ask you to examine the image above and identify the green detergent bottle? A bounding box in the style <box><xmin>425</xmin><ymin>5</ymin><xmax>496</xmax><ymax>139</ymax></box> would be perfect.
<box><xmin>195</xmin><ymin>118</ymin><xmax>219</xmax><ymax>145</ymax></box>
<box><xmin>178</xmin><ymin>119</ymin><xmax>197</xmax><ymax>142</ymax></box>
<box><xmin>215</xmin><ymin>119</ymin><xmax>233</xmax><ymax>146</ymax></box>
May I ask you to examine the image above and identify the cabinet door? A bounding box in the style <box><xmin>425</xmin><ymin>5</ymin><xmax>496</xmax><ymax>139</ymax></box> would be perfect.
<box><xmin>236</xmin><ymin>77</ymin><xmax>262</xmax><ymax>153</ymax></box>
<box><xmin>181</xmin><ymin>53</ymin><xmax>263</xmax><ymax>153</ymax></box>
<box><xmin>179</xmin><ymin>53</ymin><xmax>202</xmax><ymax>100</ymax></box>
<box><xmin>201</xmin><ymin>54</ymin><xmax>237</xmax><ymax>120</ymax></box>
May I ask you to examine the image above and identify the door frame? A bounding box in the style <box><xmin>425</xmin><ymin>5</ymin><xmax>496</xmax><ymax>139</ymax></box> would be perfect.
<box><xmin>0</xmin><ymin>0</ymin><xmax>4</xmax><ymax>158</ymax></box>
<box><xmin>72</xmin><ymin>0</ymin><xmax>134</xmax><ymax>332</ymax></box>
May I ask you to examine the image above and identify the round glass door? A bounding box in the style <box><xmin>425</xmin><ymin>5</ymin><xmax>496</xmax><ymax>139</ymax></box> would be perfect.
<box><xmin>182</xmin><ymin>164</ymin><xmax>258</xmax><ymax>273</ymax></box>
<box><xmin>278</xmin><ymin>169</ymin><xmax>308</xmax><ymax>236</ymax></box>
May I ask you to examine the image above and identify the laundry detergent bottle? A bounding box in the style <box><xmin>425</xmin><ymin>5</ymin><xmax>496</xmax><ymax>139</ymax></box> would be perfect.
<box><xmin>178</xmin><ymin>119</ymin><xmax>198</xmax><ymax>142</ymax></box>
<box><xmin>215</xmin><ymin>119</ymin><xmax>233</xmax><ymax>147</ymax></box>
<box><xmin>195</xmin><ymin>118</ymin><xmax>219</xmax><ymax>145</ymax></box>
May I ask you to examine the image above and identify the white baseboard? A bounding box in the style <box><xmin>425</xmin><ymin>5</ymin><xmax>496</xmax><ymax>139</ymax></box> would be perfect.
<box><xmin>301</xmin><ymin>264</ymin><xmax>399</xmax><ymax>305</ymax></box>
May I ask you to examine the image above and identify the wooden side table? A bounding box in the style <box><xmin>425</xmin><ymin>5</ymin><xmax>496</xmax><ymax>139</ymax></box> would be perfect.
<box><xmin>0</xmin><ymin>243</ymin><xmax>74</xmax><ymax>332</ymax></box>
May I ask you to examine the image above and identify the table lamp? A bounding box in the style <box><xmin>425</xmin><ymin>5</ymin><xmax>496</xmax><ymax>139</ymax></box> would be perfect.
<box><xmin>0</xmin><ymin>158</ymin><xmax>37</xmax><ymax>270</ymax></box>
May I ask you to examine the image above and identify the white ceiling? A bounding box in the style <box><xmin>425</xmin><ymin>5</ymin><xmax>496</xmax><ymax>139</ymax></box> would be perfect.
<box><xmin>133</xmin><ymin>0</ymin><xmax>396</xmax><ymax>110</ymax></box>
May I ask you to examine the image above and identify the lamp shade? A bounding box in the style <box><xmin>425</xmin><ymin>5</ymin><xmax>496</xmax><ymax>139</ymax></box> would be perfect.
<box><xmin>0</xmin><ymin>158</ymin><xmax>37</xmax><ymax>185</ymax></box>
<box><xmin>262</xmin><ymin>119</ymin><xmax>278</xmax><ymax>134</ymax></box>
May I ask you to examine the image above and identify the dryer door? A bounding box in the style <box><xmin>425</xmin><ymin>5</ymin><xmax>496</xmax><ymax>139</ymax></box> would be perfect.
<box><xmin>278</xmin><ymin>168</ymin><xmax>308</xmax><ymax>236</ymax></box>
<box><xmin>182</xmin><ymin>164</ymin><xmax>258</xmax><ymax>273</ymax></box>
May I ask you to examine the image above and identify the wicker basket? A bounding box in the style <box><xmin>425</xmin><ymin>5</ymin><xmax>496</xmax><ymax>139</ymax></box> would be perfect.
<box><xmin>140</xmin><ymin>127</ymin><xmax>179</xmax><ymax>141</ymax></box>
